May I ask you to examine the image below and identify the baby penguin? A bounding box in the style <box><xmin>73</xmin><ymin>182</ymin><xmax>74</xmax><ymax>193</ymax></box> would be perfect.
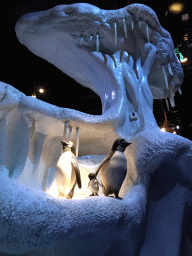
<box><xmin>95</xmin><ymin>138</ymin><xmax>132</xmax><ymax>199</ymax></box>
<box><xmin>88</xmin><ymin>173</ymin><xmax>101</xmax><ymax>196</ymax></box>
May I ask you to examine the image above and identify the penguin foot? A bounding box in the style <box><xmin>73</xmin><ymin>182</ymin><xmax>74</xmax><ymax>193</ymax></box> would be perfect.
<box><xmin>114</xmin><ymin>193</ymin><xmax>123</xmax><ymax>200</ymax></box>
<box><xmin>89</xmin><ymin>193</ymin><xmax>99</xmax><ymax>197</ymax></box>
<box><xmin>66</xmin><ymin>195</ymin><xmax>73</xmax><ymax>199</ymax></box>
<box><xmin>114</xmin><ymin>195</ymin><xmax>122</xmax><ymax>200</ymax></box>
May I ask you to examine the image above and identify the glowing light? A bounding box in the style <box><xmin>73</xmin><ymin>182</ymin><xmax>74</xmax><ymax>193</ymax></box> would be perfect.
<box><xmin>173</xmin><ymin>131</ymin><xmax>177</xmax><ymax>134</ymax></box>
<box><xmin>112</xmin><ymin>90</ymin><xmax>116</xmax><ymax>100</ymax></box>
<box><xmin>180</xmin><ymin>57</ymin><xmax>188</xmax><ymax>63</ymax></box>
<box><xmin>169</xmin><ymin>2</ymin><xmax>184</xmax><ymax>14</ymax></box>
<box><xmin>105</xmin><ymin>93</ymin><xmax>109</xmax><ymax>100</ymax></box>
<box><xmin>161</xmin><ymin>128</ymin><xmax>166</xmax><ymax>132</ymax></box>
<box><xmin>176</xmin><ymin>125</ymin><xmax>180</xmax><ymax>129</ymax></box>
<box><xmin>39</xmin><ymin>88</ymin><xmax>44</xmax><ymax>93</ymax></box>
<box><xmin>31</xmin><ymin>93</ymin><xmax>36</xmax><ymax>98</ymax></box>
<box><xmin>175</xmin><ymin>48</ymin><xmax>187</xmax><ymax>63</ymax></box>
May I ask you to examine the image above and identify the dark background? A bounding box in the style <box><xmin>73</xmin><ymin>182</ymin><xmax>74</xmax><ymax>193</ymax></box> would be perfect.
<box><xmin>1</xmin><ymin>0</ymin><xmax>192</xmax><ymax>138</ymax></box>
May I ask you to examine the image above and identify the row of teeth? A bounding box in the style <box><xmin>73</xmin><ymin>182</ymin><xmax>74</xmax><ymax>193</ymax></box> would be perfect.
<box><xmin>84</xmin><ymin>18</ymin><xmax>182</xmax><ymax>109</ymax></box>
<box><xmin>79</xmin><ymin>19</ymin><xmax>179</xmax><ymax>104</ymax></box>
<box><xmin>80</xmin><ymin>19</ymin><xmax>150</xmax><ymax>53</ymax></box>
<box><xmin>162</xmin><ymin>64</ymin><xmax>182</xmax><ymax>108</ymax></box>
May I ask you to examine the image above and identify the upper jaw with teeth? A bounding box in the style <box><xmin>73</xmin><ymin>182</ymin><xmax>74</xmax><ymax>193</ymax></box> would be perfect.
<box><xmin>0</xmin><ymin>3</ymin><xmax>185</xmax><ymax>255</ymax></box>
<box><xmin>15</xmin><ymin>3</ymin><xmax>183</xmax><ymax>144</ymax></box>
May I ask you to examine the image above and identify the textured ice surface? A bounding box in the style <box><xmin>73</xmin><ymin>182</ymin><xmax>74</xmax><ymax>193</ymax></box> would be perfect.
<box><xmin>0</xmin><ymin>170</ymin><xmax>146</xmax><ymax>256</ymax></box>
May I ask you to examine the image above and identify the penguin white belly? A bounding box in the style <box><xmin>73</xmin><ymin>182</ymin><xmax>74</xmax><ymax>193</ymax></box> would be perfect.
<box><xmin>55</xmin><ymin>151</ymin><xmax>73</xmax><ymax>196</ymax></box>
<box><xmin>89</xmin><ymin>179</ymin><xmax>99</xmax><ymax>194</ymax></box>
<box><xmin>100</xmin><ymin>151</ymin><xmax>127</xmax><ymax>195</ymax></box>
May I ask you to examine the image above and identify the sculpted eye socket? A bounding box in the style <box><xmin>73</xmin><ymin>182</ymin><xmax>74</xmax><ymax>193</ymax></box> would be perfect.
<box><xmin>63</xmin><ymin>7</ymin><xmax>76</xmax><ymax>15</ymax></box>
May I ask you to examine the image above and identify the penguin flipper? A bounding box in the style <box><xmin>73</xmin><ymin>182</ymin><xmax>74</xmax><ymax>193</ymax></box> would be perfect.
<box><xmin>95</xmin><ymin>150</ymin><xmax>115</xmax><ymax>177</ymax></box>
<box><xmin>71</xmin><ymin>162</ymin><xmax>82</xmax><ymax>189</ymax></box>
<box><xmin>67</xmin><ymin>182</ymin><xmax>76</xmax><ymax>199</ymax></box>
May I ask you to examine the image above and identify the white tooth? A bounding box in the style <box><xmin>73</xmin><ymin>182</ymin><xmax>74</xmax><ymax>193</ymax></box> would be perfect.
<box><xmin>170</xmin><ymin>96</ymin><xmax>175</xmax><ymax>108</ymax></box>
<box><xmin>114</xmin><ymin>22</ymin><xmax>117</xmax><ymax>45</ymax></box>
<box><xmin>75</xmin><ymin>127</ymin><xmax>80</xmax><ymax>157</ymax></box>
<box><xmin>162</xmin><ymin>66</ymin><xmax>169</xmax><ymax>90</ymax></box>
<box><xmin>179</xmin><ymin>88</ymin><xmax>182</xmax><ymax>95</ymax></box>
<box><xmin>168</xmin><ymin>63</ymin><xmax>173</xmax><ymax>76</ymax></box>
<box><xmin>166</xmin><ymin>98</ymin><xmax>170</xmax><ymax>111</ymax></box>
<box><xmin>128</xmin><ymin>55</ymin><xmax>134</xmax><ymax>70</ymax></box>
<box><xmin>96</xmin><ymin>34</ymin><xmax>99</xmax><ymax>53</ymax></box>
<box><xmin>169</xmin><ymin>91</ymin><xmax>175</xmax><ymax>107</ymax></box>
<box><xmin>131</xmin><ymin>20</ymin><xmax>134</xmax><ymax>30</ymax></box>
<box><xmin>123</xmin><ymin>18</ymin><xmax>127</xmax><ymax>39</ymax></box>
<box><xmin>146</xmin><ymin>23</ymin><xmax>150</xmax><ymax>43</ymax></box>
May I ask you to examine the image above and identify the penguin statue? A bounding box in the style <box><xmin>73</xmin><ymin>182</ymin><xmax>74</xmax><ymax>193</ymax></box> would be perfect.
<box><xmin>95</xmin><ymin>138</ymin><xmax>132</xmax><ymax>199</ymax></box>
<box><xmin>55</xmin><ymin>140</ymin><xmax>82</xmax><ymax>199</ymax></box>
<box><xmin>87</xmin><ymin>173</ymin><xmax>102</xmax><ymax>196</ymax></box>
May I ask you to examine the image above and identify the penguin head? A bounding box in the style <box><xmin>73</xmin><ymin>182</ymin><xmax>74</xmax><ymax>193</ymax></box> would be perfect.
<box><xmin>88</xmin><ymin>173</ymin><xmax>96</xmax><ymax>181</ymax></box>
<box><xmin>60</xmin><ymin>140</ymin><xmax>74</xmax><ymax>151</ymax></box>
<box><xmin>112</xmin><ymin>138</ymin><xmax>132</xmax><ymax>152</ymax></box>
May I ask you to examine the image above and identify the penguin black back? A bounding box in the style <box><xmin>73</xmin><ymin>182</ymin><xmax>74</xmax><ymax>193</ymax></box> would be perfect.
<box><xmin>112</xmin><ymin>139</ymin><xmax>132</xmax><ymax>152</ymax></box>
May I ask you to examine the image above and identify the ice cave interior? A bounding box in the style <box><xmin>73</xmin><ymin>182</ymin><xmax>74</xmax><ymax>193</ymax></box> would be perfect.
<box><xmin>1</xmin><ymin>3</ymin><xmax>192</xmax><ymax>256</ymax></box>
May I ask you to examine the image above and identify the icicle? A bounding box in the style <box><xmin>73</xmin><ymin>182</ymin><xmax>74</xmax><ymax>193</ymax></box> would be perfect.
<box><xmin>61</xmin><ymin>121</ymin><xmax>69</xmax><ymax>154</ymax></box>
<box><xmin>139</xmin><ymin>21</ymin><xmax>141</xmax><ymax>28</ymax></box>
<box><xmin>165</xmin><ymin>98</ymin><xmax>170</xmax><ymax>111</ymax></box>
<box><xmin>68</xmin><ymin>125</ymin><xmax>72</xmax><ymax>140</ymax></box>
<box><xmin>63</xmin><ymin>121</ymin><xmax>69</xmax><ymax>141</ymax></box>
<box><xmin>178</xmin><ymin>88</ymin><xmax>182</xmax><ymax>95</ymax></box>
<box><xmin>169</xmin><ymin>91</ymin><xmax>176</xmax><ymax>108</ymax></box>
<box><xmin>96</xmin><ymin>34</ymin><xmax>99</xmax><ymax>53</ymax></box>
<box><xmin>90</xmin><ymin>35</ymin><xmax>93</xmax><ymax>41</ymax></box>
<box><xmin>30</xmin><ymin>120</ymin><xmax>36</xmax><ymax>138</ymax></box>
<box><xmin>80</xmin><ymin>37</ymin><xmax>83</xmax><ymax>45</ymax></box>
<box><xmin>131</xmin><ymin>20</ymin><xmax>134</xmax><ymax>30</ymax></box>
<box><xmin>168</xmin><ymin>63</ymin><xmax>173</xmax><ymax>76</ymax></box>
<box><xmin>75</xmin><ymin>127</ymin><xmax>79</xmax><ymax>157</ymax></box>
<box><xmin>170</xmin><ymin>96</ymin><xmax>175</xmax><ymax>108</ymax></box>
<box><xmin>123</xmin><ymin>18</ymin><xmax>127</xmax><ymax>39</ymax></box>
<box><xmin>162</xmin><ymin>66</ymin><xmax>169</xmax><ymax>90</ymax></box>
<box><xmin>114</xmin><ymin>22</ymin><xmax>117</xmax><ymax>45</ymax></box>
<box><xmin>146</xmin><ymin>23</ymin><xmax>150</xmax><ymax>43</ymax></box>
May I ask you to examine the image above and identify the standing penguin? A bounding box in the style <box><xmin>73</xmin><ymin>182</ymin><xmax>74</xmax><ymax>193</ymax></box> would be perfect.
<box><xmin>55</xmin><ymin>140</ymin><xmax>82</xmax><ymax>199</ymax></box>
<box><xmin>88</xmin><ymin>173</ymin><xmax>102</xmax><ymax>196</ymax></box>
<box><xmin>95</xmin><ymin>138</ymin><xmax>132</xmax><ymax>199</ymax></box>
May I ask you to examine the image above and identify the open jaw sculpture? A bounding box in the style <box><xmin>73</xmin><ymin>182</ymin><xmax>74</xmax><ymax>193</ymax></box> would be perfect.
<box><xmin>1</xmin><ymin>2</ymin><xmax>192</xmax><ymax>256</ymax></box>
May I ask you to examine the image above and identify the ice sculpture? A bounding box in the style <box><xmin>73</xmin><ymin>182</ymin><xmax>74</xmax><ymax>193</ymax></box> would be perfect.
<box><xmin>0</xmin><ymin>3</ymin><xmax>192</xmax><ymax>256</ymax></box>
